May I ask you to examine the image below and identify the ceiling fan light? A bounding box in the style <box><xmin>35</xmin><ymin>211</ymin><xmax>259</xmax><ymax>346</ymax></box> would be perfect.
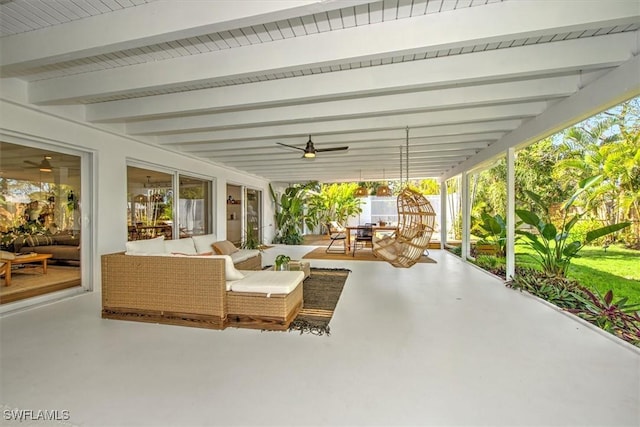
<box><xmin>303</xmin><ymin>151</ymin><xmax>316</xmax><ymax>158</ymax></box>
<box><xmin>39</xmin><ymin>158</ymin><xmax>52</xmax><ymax>172</ymax></box>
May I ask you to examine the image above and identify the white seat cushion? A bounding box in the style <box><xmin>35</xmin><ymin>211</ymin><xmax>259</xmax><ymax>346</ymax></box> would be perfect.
<box><xmin>229</xmin><ymin>270</ymin><xmax>303</xmax><ymax>295</ymax></box>
<box><xmin>229</xmin><ymin>249</ymin><xmax>260</xmax><ymax>263</ymax></box>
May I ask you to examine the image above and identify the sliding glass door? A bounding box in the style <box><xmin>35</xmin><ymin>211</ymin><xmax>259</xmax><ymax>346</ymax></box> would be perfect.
<box><xmin>178</xmin><ymin>175</ymin><xmax>211</xmax><ymax>238</ymax></box>
<box><xmin>244</xmin><ymin>188</ymin><xmax>262</xmax><ymax>247</ymax></box>
<box><xmin>1</xmin><ymin>141</ymin><xmax>85</xmax><ymax>305</ymax></box>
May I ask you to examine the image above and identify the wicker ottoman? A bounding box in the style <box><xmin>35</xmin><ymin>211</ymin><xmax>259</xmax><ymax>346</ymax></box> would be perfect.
<box><xmin>226</xmin><ymin>270</ymin><xmax>304</xmax><ymax>331</ymax></box>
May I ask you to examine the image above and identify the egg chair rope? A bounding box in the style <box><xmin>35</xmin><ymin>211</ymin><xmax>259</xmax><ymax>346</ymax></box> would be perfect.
<box><xmin>372</xmin><ymin>128</ymin><xmax>436</xmax><ymax>268</ymax></box>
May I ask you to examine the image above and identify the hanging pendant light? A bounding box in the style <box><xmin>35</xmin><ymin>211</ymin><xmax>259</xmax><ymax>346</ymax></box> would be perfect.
<box><xmin>355</xmin><ymin>186</ymin><xmax>368</xmax><ymax>197</ymax></box>
<box><xmin>355</xmin><ymin>169</ymin><xmax>368</xmax><ymax>197</ymax></box>
<box><xmin>376</xmin><ymin>169</ymin><xmax>392</xmax><ymax>197</ymax></box>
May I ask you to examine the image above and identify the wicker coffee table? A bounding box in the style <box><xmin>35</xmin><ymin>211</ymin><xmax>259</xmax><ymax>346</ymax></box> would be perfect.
<box><xmin>268</xmin><ymin>260</ymin><xmax>310</xmax><ymax>280</ymax></box>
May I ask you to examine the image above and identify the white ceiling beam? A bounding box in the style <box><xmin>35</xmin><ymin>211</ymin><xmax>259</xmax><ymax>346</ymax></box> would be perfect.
<box><xmin>35</xmin><ymin>5</ymin><xmax>639</xmax><ymax>105</ymax></box>
<box><xmin>260</xmin><ymin>170</ymin><xmax>446</xmax><ymax>182</ymax></box>
<box><xmin>220</xmin><ymin>150</ymin><xmax>480</xmax><ymax>167</ymax></box>
<box><xmin>84</xmin><ymin>41</ymin><xmax>624</xmax><ymax>123</ymax></box>
<box><xmin>188</xmin><ymin>139</ymin><xmax>495</xmax><ymax>157</ymax></box>
<box><xmin>442</xmin><ymin>55</ymin><xmax>640</xmax><ymax>181</ymax></box>
<box><xmin>0</xmin><ymin>0</ymin><xmax>371</xmax><ymax>72</ymax></box>
<box><xmin>124</xmin><ymin>76</ymin><xmax>577</xmax><ymax>135</ymax></box>
<box><xmin>147</xmin><ymin>102</ymin><xmax>547</xmax><ymax>143</ymax></box>
<box><xmin>159</xmin><ymin>120</ymin><xmax>520</xmax><ymax>145</ymax></box>
<box><xmin>245</xmin><ymin>161</ymin><xmax>456</xmax><ymax>173</ymax></box>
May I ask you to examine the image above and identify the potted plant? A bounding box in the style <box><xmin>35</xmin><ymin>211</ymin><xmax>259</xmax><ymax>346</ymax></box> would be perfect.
<box><xmin>274</xmin><ymin>254</ymin><xmax>291</xmax><ymax>271</ymax></box>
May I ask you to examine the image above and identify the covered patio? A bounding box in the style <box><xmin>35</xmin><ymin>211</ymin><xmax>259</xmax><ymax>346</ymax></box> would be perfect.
<box><xmin>1</xmin><ymin>246</ymin><xmax>638</xmax><ymax>426</ymax></box>
<box><xmin>1</xmin><ymin>1</ymin><xmax>639</xmax><ymax>425</ymax></box>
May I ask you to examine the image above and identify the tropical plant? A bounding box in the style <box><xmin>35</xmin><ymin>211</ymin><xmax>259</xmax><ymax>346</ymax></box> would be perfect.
<box><xmin>507</xmin><ymin>269</ymin><xmax>640</xmax><ymax>346</ymax></box>
<box><xmin>473</xmin><ymin>212</ymin><xmax>512</xmax><ymax>257</ymax></box>
<box><xmin>569</xmin><ymin>288</ymin><xmax>640</xmax><ymax>345</ymax></box>
<box><xmin>507</xmin><ymin>268</ymin><xmax>585</xmax><ymax>310</ymax></box>
<box><xmin>240</xmin><ymin>226</ymin><xmax>261</xmax><ymax>250</ymax></box>
<box><xmin>554</xmin><ymin>99</ymin><xmax>640</xmax><ymax>246</ymax></box>
<box><xmin>268</xmin><ymin>182</ymin><xmax>317</xmax><ymax>245</ymax></box>
<box><xmin>516</xmin><ymin>175</ymin><xmax>631</xmax><ymax>277</ymax></box>
<box><xmin>306</xmin><ymin>183</ymin><xmax>362</xmax><ymax>232</ymax></box>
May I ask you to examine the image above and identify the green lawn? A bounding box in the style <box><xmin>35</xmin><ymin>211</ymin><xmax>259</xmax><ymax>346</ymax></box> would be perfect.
<box><xmin>515</xmin><ymin>244</ymin><xmax>640</xmax><ymax>305</ymax></box>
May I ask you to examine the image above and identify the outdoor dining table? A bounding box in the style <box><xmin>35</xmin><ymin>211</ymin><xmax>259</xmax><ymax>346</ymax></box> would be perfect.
<box><xmin>344</xmin><ymin>225</ymin><xmax>397</xmax><ymax>253</ymax></box>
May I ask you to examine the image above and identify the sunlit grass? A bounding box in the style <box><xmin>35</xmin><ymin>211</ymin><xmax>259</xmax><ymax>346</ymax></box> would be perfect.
<box><xmin>515</xmin><ymin>244</ymin><xmax>640</xmax><ymax>305</ymax></box>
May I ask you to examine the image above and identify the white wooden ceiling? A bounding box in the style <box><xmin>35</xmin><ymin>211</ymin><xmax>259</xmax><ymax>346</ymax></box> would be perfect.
<box><xmin>1</xmin><ymin>0</ymin><xmax>639</xmax><ymax>183</ymax></box>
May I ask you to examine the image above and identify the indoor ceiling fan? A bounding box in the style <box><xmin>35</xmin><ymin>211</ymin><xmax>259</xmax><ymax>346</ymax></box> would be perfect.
<box><xmin>24</xmin><ymin>156</ymin><xmax>54</xmax><ymax>172</ymax></box>
<box><xmin>277</xmin><ymin>135</ymin><xmax>348</xmax><ymax>158</ymax></box>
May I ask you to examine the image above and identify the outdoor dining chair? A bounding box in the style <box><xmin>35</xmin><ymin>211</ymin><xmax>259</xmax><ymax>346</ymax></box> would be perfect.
<box><xmin>325</xmin><ymin>221</ymin><xmax>347</xmax><ymax>254</ymax></box>
<box><xmin>352</xmin><ymin>223</ymin><xmax>375</xmax><ymax>257</ymax></box>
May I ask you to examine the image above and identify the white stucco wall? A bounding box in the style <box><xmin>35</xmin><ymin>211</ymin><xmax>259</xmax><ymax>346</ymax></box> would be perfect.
<box><xmin>0</xmin><ymin>83</ymin><xmax>276</xmax><ymax>293</ymax></box>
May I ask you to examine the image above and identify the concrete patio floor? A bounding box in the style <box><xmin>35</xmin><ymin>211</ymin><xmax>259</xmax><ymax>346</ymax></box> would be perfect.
<box><xmin>1</xmin><ymin>247</ymin><xmax>638</xmax><ymax>427</ymax></box>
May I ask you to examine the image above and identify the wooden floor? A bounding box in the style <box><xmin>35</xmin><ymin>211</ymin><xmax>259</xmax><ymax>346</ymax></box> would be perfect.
<box><xmin>0</xmin><ymin>264</ymin><xmax>81</xmax><ymax>304</ymax></box>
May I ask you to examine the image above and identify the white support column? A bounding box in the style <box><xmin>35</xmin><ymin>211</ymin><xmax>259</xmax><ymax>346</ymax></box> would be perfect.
<box><xmin>440</xmin><ymin>180</ymin><xmax>447</xmax><ymax>249</ymax></box>
<box><xmin>506</xmin><ymin>146</ymin><xmax>516</xmax><ymax>279</ymax></box>
<box><xmin>461</xmin><ymin>173</ymin><xmax>470</xmax><ymax>260</ymax></box>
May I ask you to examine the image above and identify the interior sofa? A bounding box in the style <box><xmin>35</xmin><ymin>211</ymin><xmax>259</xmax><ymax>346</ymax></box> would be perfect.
<box><xmin>14</xmin><ymin>232</ymin><xmax>80</xmax><ymax>262</ymax></box>
<box><xmin>101</xmin><ymin>252</ymin><xmax>304</xmax><ymax>331</ymax></box>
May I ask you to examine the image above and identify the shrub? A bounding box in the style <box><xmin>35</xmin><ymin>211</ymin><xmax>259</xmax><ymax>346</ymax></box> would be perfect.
<box><xmin>567</xmin><ymin>218</ymin><xmax>610</xmax><ymax>246</ymax></box>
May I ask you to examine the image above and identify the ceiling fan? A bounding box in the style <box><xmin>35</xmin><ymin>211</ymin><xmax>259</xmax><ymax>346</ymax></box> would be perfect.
<box><xmin>24</xmin><ymin>156</ymin><xmax>54</xmax><ymax>172</ymax></box>
<box><xmin>277</xmin><ymin>135</ymin><xmax>348</xmax><ymax>158</ymax></box>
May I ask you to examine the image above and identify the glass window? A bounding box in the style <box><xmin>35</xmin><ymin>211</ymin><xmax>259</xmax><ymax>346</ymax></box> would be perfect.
<box><xmin>126</xmin><ymin>166</ymin><xmax>212</xmax><ymax>240</ymax></box>
<box><xmin>127</xmin><ymin>166</ymin><xmax>173</xmax><ymax>240</ymax></box>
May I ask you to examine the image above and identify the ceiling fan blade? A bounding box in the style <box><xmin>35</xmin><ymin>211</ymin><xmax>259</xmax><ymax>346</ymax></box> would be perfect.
<box><xmin>316</xmin><ymin>146</ymin><xmax>349</xmax><ymax>152</ymax></box>
<box><xmin>24</xmin><ymin>160</ymin><xmax>39</xmax><ymax>167</ymax></box>
<box><xmin>277</xmin><ymin>142</ymin><xmax>305</xmax><ymax>152</ymax></box>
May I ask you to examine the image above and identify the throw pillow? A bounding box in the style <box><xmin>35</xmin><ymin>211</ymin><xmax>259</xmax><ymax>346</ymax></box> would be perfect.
<box><xmin>25</xmin><ymin>235</ymin><xmax>54</xmax><ymax>247</ymax></box>
<box><xmin>212</xmin><ymin>240</ymin><xmax>239</xmax><ymax>255</ymax></box>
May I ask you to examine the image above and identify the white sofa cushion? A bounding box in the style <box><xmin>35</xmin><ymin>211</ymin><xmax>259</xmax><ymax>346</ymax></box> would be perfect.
<box><xmin>229</xmin><ymin>270</ymin><xmax>303</xmax><ymax>295</ymax></box>
<box><xmin>164</xmin><ymin>238</ymin><xmax>198</xmax><ymax>255</ymax></box>
<box><xmin>191</xmin><ymin>233</ymin><xmax>218</xmax><ymax>254</ymax></box>
<box><xmin>125</xmin><ymin>236</ymin><xmax>165</xmax><ymax>255</ymax></box>
<box><xmin>229</xmin><ymin>249</ymin><xmax>260</xmax><ymax>264</ymax></box>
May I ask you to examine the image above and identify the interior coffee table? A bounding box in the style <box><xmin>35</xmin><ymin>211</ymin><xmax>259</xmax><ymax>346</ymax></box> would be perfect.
<box><xmin>3</xmin><ymin>253</ymin><xmax>53</xmax><ymax>286</ymax></box>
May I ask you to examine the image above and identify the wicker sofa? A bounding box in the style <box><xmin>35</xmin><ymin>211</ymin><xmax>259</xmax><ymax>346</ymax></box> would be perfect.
<box><xmin>123</xmin><ymin>233</ymin><xmax>262</xmax><ymax>270</ymax></box>
<box><xmin>101</xmin><ymin>252</ymin><xmax>304</xmax><ymax>331</ymax></box>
